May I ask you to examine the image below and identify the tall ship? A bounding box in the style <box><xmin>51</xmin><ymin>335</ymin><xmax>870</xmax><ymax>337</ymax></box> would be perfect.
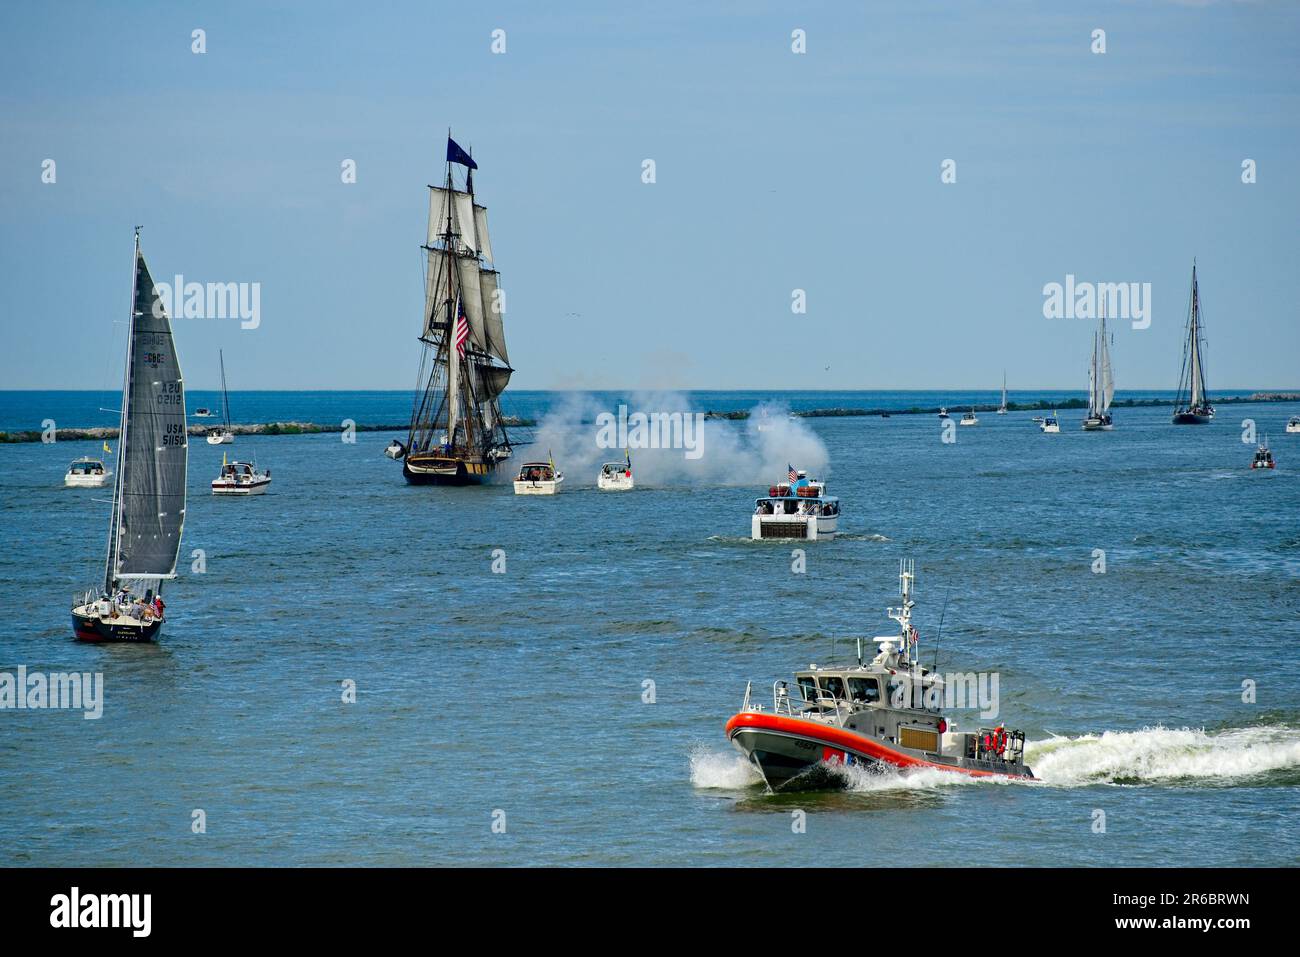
<box><xmin>1082</xmin><ymin>306</ymin><xmax>1115</xmax><ymax>430</ymax></box>
<box><xmin>1172</xmin><ymin>262</ymin><xmax>1214</xmax><ymax>425</ymax></box>
<box><xmin>395</xmin><ymin>136</ymin><xmax>513</xmax><ymax>484</ymax></box>
<box><xmin>71</xmin><ymin>230</ymin><xmax>188</xmax><ymax>643</ymax></box>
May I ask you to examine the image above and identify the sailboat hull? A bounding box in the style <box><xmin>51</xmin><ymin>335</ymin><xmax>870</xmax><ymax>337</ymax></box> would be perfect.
<box><xmin>71</xmin><ymin>607</ymin><xmax>162</xmax><ymax>644</ymax></box>
<box><xmin>1172</xmin><ymin>412</ymin><xmax>1212</xmax><ymax>425</ymax></box>
<box><xmin>1082</xmin><ymin>416</ymin><xmax>1113</xmax><ymax>431</ymax></box>
<box><xmin>403</xmin><ymin>453</ymin><xmax>497</xmax><ymax>486</ymax></box>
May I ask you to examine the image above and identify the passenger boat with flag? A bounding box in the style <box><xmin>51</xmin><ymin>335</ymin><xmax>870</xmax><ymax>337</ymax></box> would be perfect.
<box><xmin>725</xmin><ymin>560</ymin><xmax>1035</xmax><ymax>789</ymax></box>
<box><xmin>513</xmin><ymin>458</ymin><xmax>563</xmax><ymax>495</ymax></box>
<box><xmin>64</xmin><ymin>456</ymin><xmax>111</xmax><ymax>488</ymax></box>
<box><xmin>211</xmin><ymin>455</ymin><xmax>272</xmax><ymax>495</ymax></box>
<box><xmin>71</xmin><ymin>229</ymin><xmax>188</xmax><ymax>643</ymax></box>
<box><xmin>751</xmin><ymin>467</ymin><xmax>839</xmax><ymax>540</ymax></box>
<box><xmin>391</xmin><ymin>136</ymin><xmax>514</xmax><ymax>484</ymax></box>
<box><xmin>1039</xmin><ymin>411</ymin><xmax>1060</xmax><ymax>433</ymax></box>
<box><xmin>1172</xmin><ymin>262</ymin><xmax>1215</xmax><ymax>425</ymax></box>
<box><xmin>597</xmin><ymin>450</ymin><xmax>634</xmax><ymax>491</ymax></box>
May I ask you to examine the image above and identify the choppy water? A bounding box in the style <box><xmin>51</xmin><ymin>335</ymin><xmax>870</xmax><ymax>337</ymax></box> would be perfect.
<box><xmin>2</xmin><ymin>390</ymin><xmax>1298</xmax><ymax>866</ymax></box>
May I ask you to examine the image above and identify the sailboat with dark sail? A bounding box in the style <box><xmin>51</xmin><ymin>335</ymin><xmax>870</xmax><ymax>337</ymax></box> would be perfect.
<box><xmin>1082</xmin><ymin>307</ymin><xmax>1115</xmax><ymax>430</ymax></box>
<box><xmin>1172</xmin><ymin>262</ymin><xmax>1214</xmax><ymax>425</ymax></box>
<box><xmin>71</xmin><ymin>230</ymin><xmax>188</xmax><ymax>643</ymax></box>
<box><xmin>394</xmin><ymin>136</ymin><xmax>513</xmax><ymax>484</ymax></box>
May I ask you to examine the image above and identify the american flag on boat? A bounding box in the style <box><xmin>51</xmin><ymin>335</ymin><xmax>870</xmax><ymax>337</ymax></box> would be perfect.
<box><xmin>454</xmin><ymin>296</ymin><xmax>469</xmax><ymax>358</ymax></box>
<box><xmin>788</xmin><ymin>463</ymin><xmax>798</xmax><ymax>482</ymax></box>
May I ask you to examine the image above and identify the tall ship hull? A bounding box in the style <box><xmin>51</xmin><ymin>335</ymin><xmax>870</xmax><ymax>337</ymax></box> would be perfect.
<box><xmin>402</xmin><ymin>452</ymin><xmax>498</xmax><ymax>485</ymax></box>
<box><xmin>395</xmin><ymin>136</ymin><xmax>514</xmax><ymax>484</ymax></box>
<box><xmin>1171</xmin><ymin>410</ymin><xmax>1212</xmax><ymax>425</ymax></box>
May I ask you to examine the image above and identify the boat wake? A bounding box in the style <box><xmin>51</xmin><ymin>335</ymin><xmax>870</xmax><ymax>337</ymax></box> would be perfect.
<box><xmin>1026</xmin><ymin>724</ymin><xmax>1300</xmax><ymax>787</ymax></box>
<box><xmin>690</xmin><ymin>724</ymin><xmax>1300</xmax><ymax>794</ymax></box>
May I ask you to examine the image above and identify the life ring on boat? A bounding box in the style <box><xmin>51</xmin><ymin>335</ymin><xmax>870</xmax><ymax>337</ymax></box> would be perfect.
<box><xmin>994</xmin><ymin>728</ymin><xmax>1007</xmax><ymax>755</ymax></box>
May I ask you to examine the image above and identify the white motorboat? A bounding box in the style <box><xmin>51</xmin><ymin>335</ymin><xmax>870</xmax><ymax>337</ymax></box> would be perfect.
<box><xmin>64</xmin><ymin>456</ymin><xmax>111</xmax><ymax>488</ymax></box>
<box><xmin>211</xmin><ymin>458</ymin><xmax>271</xmax><ymax>495</ymax></box>
<box><xmin>1286</xmin><ymin>417</ymin><xmax>1300</xmax><ymax>435</ymax></box>
<box><xmin>597</xmin><ymin>452</ymin><xmax>633</xmax><ymax>491</ymax></box>
<box><xmin>959</xmin><ymin>409</ymin><xmax>978</xmax><ymax>427</ymax></box>
<box><xmin>752</xmin><ymin>470</ymin><xmax>839</xmax><ymax>541</ymax></box>
<box><xmin>1040</xmin><ymin>412</ymin><xmax>1060</xmax><ymax>433</ymax></box>
<box><xmin>385</xmin><ymin>439</ymin><xmax>406</xmax><ymax>460</ymax></box>
<box><xmin>193</xmin><ymin>407</ymin><xmax>212</xmax><ymax>418</ymax></box>
<box><xmin>514</xmin><ymin>460</ymin><xmax>563</xmax><ymax>495</ymax></box>
<box><xmin>937</xmin><ymin>407</ymin><xmax>949</xmax><ymax>419</ymax></box>
<box><xmin>206</xmin><ymin>428</ymin><xmax>234</xmax><ymax>445</ymax></box>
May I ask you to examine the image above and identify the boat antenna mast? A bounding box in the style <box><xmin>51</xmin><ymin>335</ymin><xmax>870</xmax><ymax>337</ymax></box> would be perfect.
<box><xmin>887</xmin><ymin>559</ymin><xmax>917</xmax><ymax>667</ymax></box>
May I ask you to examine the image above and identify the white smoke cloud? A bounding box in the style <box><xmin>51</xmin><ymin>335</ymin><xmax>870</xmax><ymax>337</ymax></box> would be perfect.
<box><xmin>520</xmin><ymin>392</ymin><xmax>830</xmax><ymax>487</ymax></box>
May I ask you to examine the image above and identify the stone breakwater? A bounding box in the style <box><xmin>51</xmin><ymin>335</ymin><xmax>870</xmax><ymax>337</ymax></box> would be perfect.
<box><xmin>0</xmin><ymin>417</ymin><xmax>537</xmax><ymax>444</ymax></box>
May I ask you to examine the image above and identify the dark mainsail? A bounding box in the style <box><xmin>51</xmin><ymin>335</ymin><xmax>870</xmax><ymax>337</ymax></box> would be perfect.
<box><xmin>106</xmin><ymin>240</ymin><xmax>188</xmax><ymax>588</ymax></box>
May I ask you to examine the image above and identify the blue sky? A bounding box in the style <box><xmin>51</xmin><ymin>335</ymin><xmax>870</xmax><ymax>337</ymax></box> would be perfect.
<box><xmin>1</xmin><ymin>1</ymin><xmax>1296</xmax><ymax>391</ymax></box>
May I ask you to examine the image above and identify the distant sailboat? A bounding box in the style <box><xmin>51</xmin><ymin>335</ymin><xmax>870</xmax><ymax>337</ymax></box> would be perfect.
<box><xmin>997</xmin><ymin>372</ymin><xmax>1008</xmax><ymax>414</ymax></box>
<box><xmin>206</xmin><ymin>349</ymin><xmax>234</xmax><ymax>444</ymax></box>
<box><xmin>1082</xmin><ymin>307</ymin><xmax>1115</xmax><ymax>431</ymax></box>
<box><xmin>397</xmin><ymin>135</ymin><xmax>514</xmax><ymax>484</ymax></box>
<box><xmin>71</xmin><ymin>230</ymin><xmax>187</xmax><ymax>643</ymax></box>
<box><xmin>1172</xmin><ymin>262</ymin><xmax>1214</xmax><ymax>425</ymax></box>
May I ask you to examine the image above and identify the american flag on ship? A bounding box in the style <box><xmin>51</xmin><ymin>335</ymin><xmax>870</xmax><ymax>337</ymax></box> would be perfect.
<box><xmin>454</xmin><ymin>296</ymin><xmax>469</xmax><ymax>358</ymax></box>
<box><xmin>788</xmin><ymin>463</ymin><xmax>798</xmax><ymax>482</ymax></box>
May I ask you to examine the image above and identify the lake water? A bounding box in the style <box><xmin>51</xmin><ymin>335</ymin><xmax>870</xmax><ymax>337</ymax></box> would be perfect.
<box><xmin>2</xmin><ymin>390</ymin><xmax>1298</xmax><ymax>866</ymax></box>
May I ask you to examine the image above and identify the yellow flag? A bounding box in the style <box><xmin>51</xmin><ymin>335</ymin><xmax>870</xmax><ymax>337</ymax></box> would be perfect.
<box><xmin>103</xmin><ymin>441</ymin><xmax>112</xmax><ymax>454</ymax></box>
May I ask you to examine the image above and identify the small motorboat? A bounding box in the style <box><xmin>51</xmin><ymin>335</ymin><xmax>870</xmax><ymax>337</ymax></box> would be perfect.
<box><xmin>752</xmin><ymin>470</ymin><xmax>839</xmax><ymax>541</ymax></box>
<box><xmin>597</xmin><ymin>452</ymin><xmax>633</xmax><ymax>491</ymax></box>
<box><xmin>1251</xmin><ymin>440</ymin><xmax>1275</xmax><ymax>470</ymax></box>
<box><xmin>937</xmin><ymin>407</ymin><xmax>949</xmax><ymax>419</ymax></box>
<box><xmin>959</xmin><ymin>409</ymin><xmax>978</xmax><ymax>427</ymax></box>
<box><xmin>880</xmin><ymin>412</ymin><xmax>891</xmax><ymax>419</ymax></box>
<box><xmin>206</xmin><ymin>427</ymin><xmax>234</xmax><ymax>445</ymax></box>
<box><xmin>513</xmin><ymin>460</ymin><xmax>563</xmax><ymax>495</ymax></box>
<box><xmin>64</xmin><ymin>457</ymin><xmax>111</xmax><ymax>488</ymax></box>
<box><xmin>1286</xmin><ymin>416</ymin><xmax>1300</xmax><ymax>434</ymax></box>
<box><xmin>193</xmin><ymin>407</ymin><xmax>212</xmax><ymax>418</ymax></box>
<box><xmin>385</xmin><ymin>439</ymin><xmax>406</xmax><ymax>460</ymax></box>
<box><xmin>211</xmin><ymin>458</ymin><xmax>271</xmax><ymax>495</ymax></box>
<box><xmin>725</xmin><ymin>560</ymin><xmax>1035</xmax><ymax>789</ymax></box>
<box><xmin>1039</xmin><ymin>411</ymin><xmax>1060</xmax><ymax>433</ymax></box>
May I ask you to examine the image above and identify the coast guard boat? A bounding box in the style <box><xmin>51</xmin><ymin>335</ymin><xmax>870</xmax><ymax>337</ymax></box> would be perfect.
<box><xmin>752</xmin><ymin>469</ymin><xmax>839</xmax><ymax>540</ymax></box>
<box><xmin>725</xmin><ymin>560</ymin><xmax>1035</xmax><ymax>789</ymax></box>
<box><xmin>1251</xmin><ymin>440</ymin><xmax>1275</xmax><ymax>470</ymax></box>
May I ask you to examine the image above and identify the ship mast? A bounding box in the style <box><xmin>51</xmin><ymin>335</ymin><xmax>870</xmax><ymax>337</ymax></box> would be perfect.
<box><xmin>104</xmin><ymin>228</ymin><xmax>141</xmax><ymax>594</ymax></box>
